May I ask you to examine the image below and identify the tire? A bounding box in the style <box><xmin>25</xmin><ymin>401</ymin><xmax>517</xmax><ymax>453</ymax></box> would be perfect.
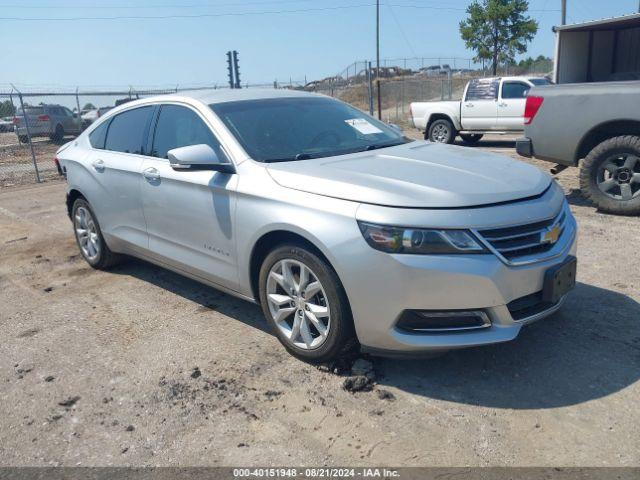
<box><xmin>579</xmin><ymin>135</ymin><xmax>640</xmax><ymax>215</ymax></box>
<box><xmin>50</xmin><ymin>124</ymin><xmax>64</xmax><ymax>143</ymax></box>
<box><xmin>258</xmin><ymin>244</ymin><xmax>357</xmax><ymax>363</ymax></box>
<box><xmin>18</xmin><ymin>135</ymin><xmax>29</xmax><ymax>144</ymax></box>
<box><xmin>71</xmin><ymin>198</ymin><xmax>122</xmax><ymax>269</ymax></box>
<box><xmin>460</xmin><ymin>133</ymin><xmax>483</xmax><ymax>145</ymax></box>
<box><xmin>427</xmin><ymin>118</ymin><xmax>456</xmax><ymax>144</ymax></box>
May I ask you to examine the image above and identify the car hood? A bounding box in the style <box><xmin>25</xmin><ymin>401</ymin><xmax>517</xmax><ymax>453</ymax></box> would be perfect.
<box><xmin>265</xmin><ymin>141</ymin><xmax>551</xmax><ymax>208</ymax></box>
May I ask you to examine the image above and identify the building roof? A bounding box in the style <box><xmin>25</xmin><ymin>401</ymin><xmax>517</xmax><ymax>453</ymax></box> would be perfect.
<box><xmin>553</xmin><ymin>12</ymin><xmax>640</xmax><ymax>32</ymax></box>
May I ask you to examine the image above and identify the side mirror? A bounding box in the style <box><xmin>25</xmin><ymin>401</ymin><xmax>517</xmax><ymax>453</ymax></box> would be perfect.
<box><xmin>167</xmin><ymin>144</ymin><xmax>235</xmax><ymax>174</ymax></box>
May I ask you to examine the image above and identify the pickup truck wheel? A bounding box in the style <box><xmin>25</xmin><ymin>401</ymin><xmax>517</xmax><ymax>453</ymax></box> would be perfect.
<box><xmin>460</xmin><ymin>134</ymin><xmax>483</xmax><ymax>145</ymax></box>
<box><xmin>50</xmin><ymin>124</ymin><xmax>64</xmax><ymax>143</ymax></box>
<box><xmin>580</xmin><ymin>135</ymin><xmax>640</xmax><ymax>215</ymax></box>
<box><xmin>18</xmin><ymin>135</ymin><xmax>29</xmax><ymax>144</ymax></box>
<box><xmin>427</xmin><ymin>119</ymin><xmax>455</xmax><ymax>144</ymax></box>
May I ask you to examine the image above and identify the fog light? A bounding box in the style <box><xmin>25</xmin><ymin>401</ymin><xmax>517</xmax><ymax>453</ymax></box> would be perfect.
<box><xmin>396</xmin><ymin>310</ymin><xmax>491</xmax><ymax>333</ymax></box>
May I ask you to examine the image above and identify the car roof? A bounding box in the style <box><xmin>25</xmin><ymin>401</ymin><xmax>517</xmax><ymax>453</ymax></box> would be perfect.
<box><xmin>149</xmin><ymin>87</ymin><xmax>321</xmax><ymax>106</ymax></box>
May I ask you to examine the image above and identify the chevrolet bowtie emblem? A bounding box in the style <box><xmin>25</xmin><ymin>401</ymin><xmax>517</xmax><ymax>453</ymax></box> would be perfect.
<box><xmin>541</xmin><ymin>224</ymin><xmax>560</xmax><ymax>244</ymax></box>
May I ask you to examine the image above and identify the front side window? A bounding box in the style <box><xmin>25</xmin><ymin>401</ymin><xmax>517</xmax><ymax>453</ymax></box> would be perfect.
<box><xmin>210</xmin><ymin>97</ymin><xmax>410</xmax><ymax>162</ymax></box>
<box><xmin>151</xmin><ymin>105</ymin><xmax>223</xmax><ymax>159</ymax></box>
<box><xmin>501</xmin><ymin>82</ymin><xmax>530</xmax><ymax>99</ymax></box>
<box><xmin>465</xmin><ymin>79</ymin><xmax>499</xmax><ymax>101</ymax></box>
<box><xmin>104</xmin><ymin>106</ymin><xmax>153</xmax><ymax>155</ymax></box>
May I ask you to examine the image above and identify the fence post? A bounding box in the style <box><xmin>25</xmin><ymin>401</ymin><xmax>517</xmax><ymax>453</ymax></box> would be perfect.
<box><xmin>75</xmin><ymin>87</ymin><xmax>82</xmax><ymax>133</ymax></box>
<box><xmin>14</xmin><ymin>88</ymin><xmax>41</xmax><ymax>183</ymax></box>
<box><xmin>367</xmin><ymin>61</ymin><xmax>374</xmax><ymax>116</ymax></box>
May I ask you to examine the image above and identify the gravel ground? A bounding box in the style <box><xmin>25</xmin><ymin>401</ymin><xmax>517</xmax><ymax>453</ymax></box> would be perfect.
<box><xmin>0</xmin><ymin>134</ymin><xmax>639</xmax><ymax>467</ymax></box>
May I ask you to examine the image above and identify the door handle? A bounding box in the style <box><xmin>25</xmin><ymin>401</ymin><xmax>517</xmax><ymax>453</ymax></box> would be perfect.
<box><xmin>499</xmin><ymin>102</ymin><xmax>508</xmax><ymax>107</ymax></box>
<box><xmin>465</xmin><ymin>102</ymin><xmax>474</xmax><ymax>107</ymax></box>
<box><xmin>142</xmin><ymin>167</ymin><xmax>160</xmax><ymax>181</ymax></box>
<box><xmin>91</xmin><ymin>159</ymin><xmax>105</xmax><ymax>172</ymax></box>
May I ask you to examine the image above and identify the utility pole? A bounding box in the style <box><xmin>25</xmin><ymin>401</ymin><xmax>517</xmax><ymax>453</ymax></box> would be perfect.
<box><xmin>561</xmin><ymin>0</ymin><xmax>566</xmax><ymax>25</ymax></box>
<box><xmin>376</xmin><ymin>0</ymin><xmax>382</xmax><ymax>120</ymax></box>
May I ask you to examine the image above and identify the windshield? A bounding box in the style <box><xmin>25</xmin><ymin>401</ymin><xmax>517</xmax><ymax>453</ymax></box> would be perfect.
<box><xmin>210</xmin><ymin>97</ymin><xmax>411</xmax><ymax>162</ymax></box>
<box><xmin>528</xmin><ymin>78</ymin><xmax>552</xmax><ymax>86</ymax></box>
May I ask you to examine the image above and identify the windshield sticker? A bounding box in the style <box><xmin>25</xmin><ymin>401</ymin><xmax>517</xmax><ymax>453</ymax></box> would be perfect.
<box><xmin>345</xmin><ymin>118</ymin><xmax>383</xmax><ymax>135</ymax></box>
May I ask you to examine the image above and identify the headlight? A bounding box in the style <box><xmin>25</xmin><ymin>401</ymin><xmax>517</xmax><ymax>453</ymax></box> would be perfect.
<box><xmin>358</xmin><ymin>221</ymin><xmax>487</xmax><ymax>254</ymax></box>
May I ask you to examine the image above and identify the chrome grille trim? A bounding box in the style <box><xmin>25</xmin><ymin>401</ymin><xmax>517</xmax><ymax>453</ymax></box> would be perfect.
<box><xmin>473</xmin><ymin>203</ymin><xmax>574</xmax><ymax>266</ymax></box>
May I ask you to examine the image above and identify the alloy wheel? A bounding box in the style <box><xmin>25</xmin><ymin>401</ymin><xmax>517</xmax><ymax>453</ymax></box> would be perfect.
<box><xmin>266</xmin><ymin>259</ymin><xmax>331</xmax><ymax>350</ymax></box>
<box><xmin>597</xmin><ymin>153</ymin><xmax>640</xmax><ymax>201</ymax></box>
<box><xmin>431</xmin><ymin>123</ymin><xmax>449</xmax><ymax>143</ymax></box>
<box><xmin>74</xmin><ymin>206</ymin><xmax>101</xmax><ymax>261</ymax></box>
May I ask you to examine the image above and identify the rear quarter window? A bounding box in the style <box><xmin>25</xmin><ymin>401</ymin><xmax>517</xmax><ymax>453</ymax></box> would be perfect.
<box><xmin>89</xmin><ymin>120</ymin><xmax>109</xmax><ymax>149</ymax></box>
<box><xmin>104</xmin><ymin>106</ymin><xmax>153</xmax><ymax>155</ymax></box>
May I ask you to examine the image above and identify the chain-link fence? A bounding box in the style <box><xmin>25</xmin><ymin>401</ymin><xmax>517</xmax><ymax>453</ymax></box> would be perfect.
<box><xmin>0</xmin><ymin>84</ymin><xmax>270</xmax><ymax>188</ymax></box>
<box><xmin>0</xmin><ymin>57</ymin><xmax>553</xmax><ymax>187</ymax></box>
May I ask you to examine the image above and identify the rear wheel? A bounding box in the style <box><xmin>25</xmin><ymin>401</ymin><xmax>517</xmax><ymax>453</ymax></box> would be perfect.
<box><xmin>18</xmin><ymin>135</ymin><xmax>29</xmax><ymax>144</ymax></box>
<box><xmin>427</xmin><ymin>118</ymin><xmax>455</xmax><ymax>144</ymax></box>
<box><xmin>72</xmin><ymin>198</ymin><xmax>122</xmax><ymax>269</ymax></box>
<box><xmin>579</xmin><ymin>135</ymin><xmax>640</xmax><ymax>215</ymax></box>
<box><xmin>258</xmin><ymin>244</ymin><xmax>357</xmax><ymax>362</ymax></box>
<box><xmin>460</xmin><ymin>133</ymin><xmax>483</xmax><ymax>145</ymax></box>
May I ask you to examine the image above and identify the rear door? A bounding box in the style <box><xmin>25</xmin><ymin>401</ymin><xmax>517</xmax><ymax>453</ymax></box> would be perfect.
<box><xmin>84</xmin><ymin>106</ymin><xmax>154</xmax><ymax>251</ymax></box>
<box><xmin>460</xmin><ymin>78</ymin><xmax>499</xmax><ymax>130</ymax></box>
<box><xmin>139</xmin><ymin>103</ymin><xmax>239</xmax><ymax>291</ymax></box>
<box><xmin>497</xmin><ymin>80</ymin><xmax>531</xmax><ymax>130</ymax></box>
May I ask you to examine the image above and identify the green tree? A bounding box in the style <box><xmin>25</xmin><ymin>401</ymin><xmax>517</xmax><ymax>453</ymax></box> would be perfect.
<box><xmin>460</xmin><ymin>0</ymin><xmax>538</xmax><ymax>75</ymax></box>
<box><xmin>0</xmin><ymin>100</ymin><xmax>16</xmax><ymax>117</ymax></box>
<box><xmin>82</xmin><ymin>102</ymin><xmax>96</xmax><ymax>110</ymax></box>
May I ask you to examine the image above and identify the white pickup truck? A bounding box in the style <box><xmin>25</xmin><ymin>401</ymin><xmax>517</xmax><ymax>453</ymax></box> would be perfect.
<box><xmin>410</xmin><ymin>76</ymin><xmax>551</xmax><ymax>144</ymax></box>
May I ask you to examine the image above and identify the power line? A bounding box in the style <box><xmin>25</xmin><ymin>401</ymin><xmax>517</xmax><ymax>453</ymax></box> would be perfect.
<box><xmin>0</xmin><ymin>0</ymin><xmax>322</xmax><ymax>9</ymax></box>
<box><xmin>0</xmin><ymin>1</ymin><xmax>562</xmax><ymax>20</ymax></box>
<box><xmin>385</xmin><ymin>3</ymin><xmax>417</xmax><ymax>58</ymax></box>
<box><xmin>0</xmin><ymin>3</ymin><xmax>377</xmax><ymax>21</ymax></box>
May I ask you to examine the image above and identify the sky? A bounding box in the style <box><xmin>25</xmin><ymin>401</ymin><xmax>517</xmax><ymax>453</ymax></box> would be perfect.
<box><xmin>0</xmin><ymin>0</ymin><xmax>639</xmax><ymax>96</ymax></box>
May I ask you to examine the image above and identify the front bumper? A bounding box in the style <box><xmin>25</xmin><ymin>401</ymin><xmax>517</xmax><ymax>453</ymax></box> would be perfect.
<box><xmin>339</xmin><ymin>193</ymin><xmax>577</xmax><ymax>354</ymax></box>
<box><xmin>516</xmin><ymin>137</ymin><xmax>533</xmax><ymax>157</ymax></box>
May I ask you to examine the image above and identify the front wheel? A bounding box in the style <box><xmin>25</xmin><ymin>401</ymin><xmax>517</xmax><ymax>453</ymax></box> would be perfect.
<box><xmin>460</xmin><ymin>133</ymin><xmax>483</xmax><ymax>145</ymax></box>
<box><xmin>579</xmin><ymin>135</ymin><xmax>640</xmax><ymax>215</ymax></box>
<box><xmin>258</xmin><ymin>244</ymin><xmax>357</xmax><ymax>362</ymax></box>
<box><xmin>426</xmin><ymin>118</ymin><xmax>455</xmax><ymax>144</ymax></box>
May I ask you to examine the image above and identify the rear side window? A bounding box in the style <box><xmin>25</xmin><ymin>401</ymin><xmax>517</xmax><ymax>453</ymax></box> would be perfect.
<box><xmin>104</xmin><ymin>106</ymin><xmax>153</xmax><ymax>155</ymax></box>
<box><xmin>151</xmin><ymin>104</ymin><xmax>223</xmax><ymax>159</ymax></box>
<box><xmin>465</xmin><ymin>79</ymin><xmax>499</xmax><ymax>101</ymax></box>
<box><xmin>89</xmin><ymin>120</ymin><xmax>109</xmax><ymax>149</ymax></box>
<box><xmin>501</xmin><ymin>82</ymin><xmax>530</xmax><ymax>99</ymax></box>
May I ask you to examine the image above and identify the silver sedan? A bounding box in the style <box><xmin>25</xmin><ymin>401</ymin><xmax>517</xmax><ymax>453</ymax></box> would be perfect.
<box><xmin>57</xmin><ymin>89</ymin><xmax>577</xmax><ymax>362</ymax></box>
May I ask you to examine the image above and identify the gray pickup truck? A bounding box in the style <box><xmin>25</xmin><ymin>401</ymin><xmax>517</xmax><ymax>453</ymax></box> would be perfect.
<box><xmin>517</xmin><ymin>81</ymin><xmax>640</xmax><ymax>215</ymax></box>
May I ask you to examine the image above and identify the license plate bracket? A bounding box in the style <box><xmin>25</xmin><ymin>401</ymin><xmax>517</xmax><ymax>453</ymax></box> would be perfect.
<box><xmin>542</xmin><ymin>256</ymin><xmax>577</xmax><ymax>304</ymax></box>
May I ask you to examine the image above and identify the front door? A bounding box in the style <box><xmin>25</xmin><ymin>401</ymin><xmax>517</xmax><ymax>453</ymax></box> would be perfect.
<box><xmin>496</xmin><ymin>81</ymin><xmax>531</xmax><ymax>130</ymax></box>
<box><xmin>139</xmin><ymin>103</ymin><xmax>239</xmax><ymax>291</ymax></box>
<box><xmin>460</xmin><ymin>78</ymin><xmax>499</xmax><ymax>130</ymax></box>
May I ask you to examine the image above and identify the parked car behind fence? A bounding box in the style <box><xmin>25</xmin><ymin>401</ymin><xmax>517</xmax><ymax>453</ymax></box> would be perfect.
<box><xmin>14</xmin><ymin>104</ymin><xmax>82</xmax><ymax>143</ymax></box>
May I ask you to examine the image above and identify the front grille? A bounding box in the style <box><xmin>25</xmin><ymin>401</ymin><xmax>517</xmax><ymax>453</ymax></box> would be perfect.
<box><xmin>477</xmin><ymin>208</ymin><xmax>568</xmax><ymax>263</ymax></box>
<box><xmin>507</xmin><ymin>290</ymin><xmax>557</xmax><ymax>321</ymax></box>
